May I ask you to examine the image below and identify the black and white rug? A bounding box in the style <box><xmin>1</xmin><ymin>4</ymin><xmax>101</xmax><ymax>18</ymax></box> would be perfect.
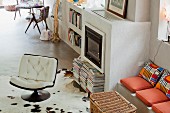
<box><xmin>0</xmin><ymin>71</ymin><xmax>89</xmax><ymax>113</ymax></box>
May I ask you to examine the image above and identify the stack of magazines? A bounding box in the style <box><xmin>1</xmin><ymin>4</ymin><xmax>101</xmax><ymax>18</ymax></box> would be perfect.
<box><xmin>72</xmin><ymin>57</ymin><xmax>105</xmax><ymax>93</ymax></box>
<box><xmin>72</xmin><ymin>57</ymin><xmax>83</xmax><ymax>84</ymax></box>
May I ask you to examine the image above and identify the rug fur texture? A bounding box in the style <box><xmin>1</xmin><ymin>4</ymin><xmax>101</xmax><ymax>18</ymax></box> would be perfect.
<box><xmin>0</xmin><ymin>71</ymin><xmax>89</xmax><ymax>113</ymax></box>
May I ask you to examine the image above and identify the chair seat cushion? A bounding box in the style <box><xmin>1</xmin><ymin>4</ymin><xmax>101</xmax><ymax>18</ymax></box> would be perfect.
<box><xmin>10</xmin><ymin>76</ymin><xmax>54</xmax><ymax>89</ymax></box>
<box><xmin>136</xmin><ymin>88</ymin><xmax>169</xmax><ymax>107</ymax></box>
<box><xmin>152</xmin><ymin>101</ymin><xmax>170</xmax><ymax>113</ymax></box>
<box><xmin>120</xmin><ymin>76</ymin><xmax>153</xmax><ymax>93</ymax></box>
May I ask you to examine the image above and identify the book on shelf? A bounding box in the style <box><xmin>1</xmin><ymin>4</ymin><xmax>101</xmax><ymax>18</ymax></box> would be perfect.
<box><xmin>80</xmin><ymin>82</ymin><xmax>86</xmax><ymax>91</ymax></box>
<box><xmin>68</xmin><ymin>29</ymin><xmax>81</xmax><ymax>47</ymax></box>
<box><xmin>77</xmin><ymin>14</ymin><xmax>81</xmax><ymax>29</ymax></box>
<box><xmin>73</xmin><ymin>11</ymin><xmax>77</xmax><ymax>26</ymax></box>
<box><xmin>80</xmin><ymin>75</ymin><xmax>87</xmax><ymax>82</ymax></box>
<box><xmin>69</xmin><ymin>9</ymin><xmax>74</xmax><ymax>23</ymax></box>
<box><xmin>73</xmin><ymin>58</ymin><xmax>83</xmax><ymax>67</ymax></box>
<box><xmin>72</xmin><ymin>68</ymin><xmax>80</xmax><ymax>78</ymax></box>
<box><xmin>87</xmin><ymin>79</ymin><xmax>104</xmax><ymax>87</ymax></box>
<box><xmin>73</xmin><ymin>76</ymin><xmax>80</xmax><ymax>85</ymax></box>
<box><xmin>74</xmin><ymin>34</ymin><xmax>81</xmax><ymax>46</ymax></box>
<box><xmin>78</xmin><ymin>38</ymin><xmax>81</xmax><ymax>48</ymax></box>
<box><xmin>72</xmin><ymin>11</ymin><xmax>74</xmax><ymax>25</ymax></box>
<box><xmin>86</xmin><ymin>83</ymin><xmax>104</xmax><ymax>93</ymax></box>
<box><xmin>80</xmin><ymin>69</ymin><xmax>88</xmax><ymax>78</ymax></box>
<box><xmin>69</xmin><ymin>30</ymin><xmax>76</xmax><ymax>46</ymax></box>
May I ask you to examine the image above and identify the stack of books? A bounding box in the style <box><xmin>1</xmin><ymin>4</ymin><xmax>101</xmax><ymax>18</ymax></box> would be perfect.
<box><xmin>72</xmin><ymin>57</ymin><xmax>105</xmax><ymax>93</ymax></box>
<box><xmin>72</xmin><ymin>57</ymin><xmax>83</xmax><ymax>84</ymax></box>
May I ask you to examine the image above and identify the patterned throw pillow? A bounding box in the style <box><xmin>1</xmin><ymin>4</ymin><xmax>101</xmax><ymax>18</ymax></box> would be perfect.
<box><xmin>139</xmin><ymin>61</ymin><xmax>164</xmax><ymax>86</ymax></box>
<box><xmin>156</xmin><ymin>70</ymin><xmax>170</xmax><ymax>99</ymax></box>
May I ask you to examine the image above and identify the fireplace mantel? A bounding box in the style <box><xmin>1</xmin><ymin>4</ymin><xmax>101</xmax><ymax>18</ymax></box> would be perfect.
<box><xmin>82</xmin><ymin>9</ymin><xmax>151</xmax><ymax>91</ymax></box>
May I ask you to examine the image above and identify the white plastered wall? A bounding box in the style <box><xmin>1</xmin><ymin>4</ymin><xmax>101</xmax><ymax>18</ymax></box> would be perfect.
<box><xmin>149</xmin><ymin>0</ymin><xmax>170</xmax><ymax>71</ymax></box>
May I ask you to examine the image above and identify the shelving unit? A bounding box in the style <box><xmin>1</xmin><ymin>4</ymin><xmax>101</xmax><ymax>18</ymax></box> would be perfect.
<box><xmin>58</xmin><ymin>1</ymin><xmax>85</xmax><ymax>54</ymax></box>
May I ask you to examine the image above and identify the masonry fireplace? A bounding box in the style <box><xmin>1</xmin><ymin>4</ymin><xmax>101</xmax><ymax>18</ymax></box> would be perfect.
<box><xmin>83</xmin><ymin>23</ymin><xmax>105</xmax><ymax>73</ymax></box>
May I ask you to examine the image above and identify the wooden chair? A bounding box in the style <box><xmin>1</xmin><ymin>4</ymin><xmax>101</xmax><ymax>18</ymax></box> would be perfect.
<box><xmin>25</xmin><ymin>6</ymin><xmax>49</xmax><ymax>34</ymax></box>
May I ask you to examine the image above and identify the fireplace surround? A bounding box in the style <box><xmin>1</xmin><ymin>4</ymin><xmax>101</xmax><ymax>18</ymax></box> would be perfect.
<box><xmin>82</xmin><ymin>23</ymin><xmax>105</xmax><ymax>73</ymax></box>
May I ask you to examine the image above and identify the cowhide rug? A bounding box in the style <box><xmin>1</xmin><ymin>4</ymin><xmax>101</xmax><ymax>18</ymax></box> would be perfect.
<box><xmin>0</xmin><ymin>71</ymin><xmax>89</xmax><ymax>113</ymax></box>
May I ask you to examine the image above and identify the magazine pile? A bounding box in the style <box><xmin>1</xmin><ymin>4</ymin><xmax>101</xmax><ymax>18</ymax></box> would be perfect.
<box><xmin>72</xmin><ymin>57</ymin><xmax>104</xmax><ymax>93</ymax></box>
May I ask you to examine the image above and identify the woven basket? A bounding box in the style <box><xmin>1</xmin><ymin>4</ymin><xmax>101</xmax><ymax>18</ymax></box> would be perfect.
<box><xmin>90</xmin><ymin>91</ymin><xmax>137</xmax><ymax>113</ymax></box>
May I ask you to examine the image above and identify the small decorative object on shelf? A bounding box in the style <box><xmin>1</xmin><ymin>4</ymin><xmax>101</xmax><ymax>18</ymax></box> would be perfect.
<box><xmin>72</xmin><ymin>57</ymin><xmax>105</xmax><ymax>93</ymax></box>
<box><xmin>73</xmin><ymin>0</ymin><xmax>79</xmax><ymax>2</ymax></box>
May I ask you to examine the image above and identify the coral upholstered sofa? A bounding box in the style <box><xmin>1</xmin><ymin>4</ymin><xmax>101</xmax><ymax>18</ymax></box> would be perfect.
<box><xmin>115</xmin><ymin>61</ymin><xmax>170</xmax><ymax>113</ymax></box>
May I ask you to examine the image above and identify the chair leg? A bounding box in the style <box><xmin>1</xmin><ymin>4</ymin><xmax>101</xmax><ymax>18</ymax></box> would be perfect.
<box><xmin>25</xmin><ymin>18</ymin><xmax>34</xmax><ymax>33</ymax></box>
<box><xmin>34</xmin><ymin>20</ymin><xmax>41</xmax><ymax>34</ymax></box>
<box><xmin>33</xmin><ymin>23</ymin><xmax>36</xmax><ymax>29</ymax></box>
<box><xmin>44</xmin><ymin>19</ymin><xmax>48</xmax><ymax>30</ymax></box>
<box><xmin>19</xmin><ymin>9</ymin><xmax>21</xmax><ymax>17</ymax></box>
<box><xmin>14</xmin><ymin>10</ymin><xmax>17</xmax><ymax>20</ymax></box>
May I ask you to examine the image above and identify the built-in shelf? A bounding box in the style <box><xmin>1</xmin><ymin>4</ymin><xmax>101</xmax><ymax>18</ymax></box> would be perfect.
<box><xmin>65</xmin><ymin>1</ymin><xmax>83</xmax><ymax>54</ymax></box>
<box><xmin>68</xmin><ymin>23</ymin><xmax>82</xmax><ymax>35</ymax></box>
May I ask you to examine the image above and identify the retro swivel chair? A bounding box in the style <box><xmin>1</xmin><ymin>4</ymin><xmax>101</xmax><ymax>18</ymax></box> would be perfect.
<box><xmin>10</xmin><ymin>54</ymin><xmax>58</xmax><ymax>102</ymax></box>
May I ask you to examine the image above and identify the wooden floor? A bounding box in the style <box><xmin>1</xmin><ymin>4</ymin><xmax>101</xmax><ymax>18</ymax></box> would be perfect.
<box><xmin>0</xmin><ymin>8</ymin><xmax>79</xmax><ymax>76</ymax></box>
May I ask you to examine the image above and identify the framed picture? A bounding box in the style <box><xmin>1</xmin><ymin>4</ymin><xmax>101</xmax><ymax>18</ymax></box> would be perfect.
<box><xmin>107</xmin><ymin>0</ymin><xmax>128</xmax><ymax>18</ymax></box>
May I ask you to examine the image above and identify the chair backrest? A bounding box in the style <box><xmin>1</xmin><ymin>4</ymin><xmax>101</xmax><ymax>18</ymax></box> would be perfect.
<box><xmin>39</xmin><ymin>6</ymin><xmax>49</xmax><ymax>20</ymax></box>
<box><xmin>19</xmin><ymin>54</ymin><xmax>58</xmax><ymax>82</ymax></box>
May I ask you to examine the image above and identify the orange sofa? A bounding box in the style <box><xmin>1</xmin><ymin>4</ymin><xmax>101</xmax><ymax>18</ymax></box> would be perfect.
<box><xmin>115</xmin><ymin>61</ymin><xmax>170</xmax><ymax>113</ymax></box>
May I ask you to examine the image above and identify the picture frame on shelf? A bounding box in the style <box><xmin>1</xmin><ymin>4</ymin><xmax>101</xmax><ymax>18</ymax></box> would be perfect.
<box><xmin>107</xmin><ymin>0</ymin><xmax>128</xmax><ymax>19</ymax></box>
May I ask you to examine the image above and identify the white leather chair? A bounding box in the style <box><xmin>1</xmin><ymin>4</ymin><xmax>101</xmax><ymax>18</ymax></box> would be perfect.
<box><xmin>10</xmin><ymin>54</ymin><xmax>58</xmax><ymax>102</ymax></box>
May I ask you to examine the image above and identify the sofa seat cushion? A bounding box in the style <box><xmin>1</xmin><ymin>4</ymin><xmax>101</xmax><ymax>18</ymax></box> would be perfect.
<box><xmin>136</xmin><ymin>88</ymin><xmax>169</xmax><ymax>107</ymax></box>
<box><xmin>120</xmin><ymin>76</ymin><xmax>153</xmax><ymax>93</ymax></box>
<box><xmin>152</xmin><ymin>101</ymin><xmax>170</xmax><ymax>113</ymax></box>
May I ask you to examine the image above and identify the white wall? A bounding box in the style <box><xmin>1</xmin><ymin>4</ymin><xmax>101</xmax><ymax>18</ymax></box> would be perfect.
<box><xmin>0</xmin><ymin>0</ymin><xmax>2</xmax><ymax>5</ymax></box>
<box><xmin>149</xmin><ymin>0</ymin><xmax>170</xmax><ymax>71</ymax></box>
<box><xmin>44</xmin><ymin>0</ymin><xmax>55</xmax><ymax>13</ymax></box>
<box><xmin>105</xmin><ymin>0</ymin><xmax>150</xmax><ymax>22</ymax></box>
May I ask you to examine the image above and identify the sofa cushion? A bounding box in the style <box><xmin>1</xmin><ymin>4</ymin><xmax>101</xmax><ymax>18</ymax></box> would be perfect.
<box><xmin>139</xmin><ymin>61</ymin><xmax>164</xmax><ymax>86</ymax></box>
<box><xmin>120</xmin><ymin>76</ymin><xmax>153</xmax><ymax>93</ymax></box>
<box><xmin>152</xmin><ymin>101</ymin><xmax>170</xmax><ymax>113</ymax></box>
<box><xmin>136</xmin><ymin>88</ymin><xmax>169</xmax><ymax>107</ymax></box>
<box><xmin>156</xmin><ymin>70</ymin><xmax>170</xmax><ymax>99</ymax></box>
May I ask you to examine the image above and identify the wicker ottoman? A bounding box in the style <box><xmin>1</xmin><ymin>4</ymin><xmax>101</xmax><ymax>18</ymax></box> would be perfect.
<box><xmin>90</xmin><ymin>91</ymin><xmax>137</xmax><ymax>113</ymax></box>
